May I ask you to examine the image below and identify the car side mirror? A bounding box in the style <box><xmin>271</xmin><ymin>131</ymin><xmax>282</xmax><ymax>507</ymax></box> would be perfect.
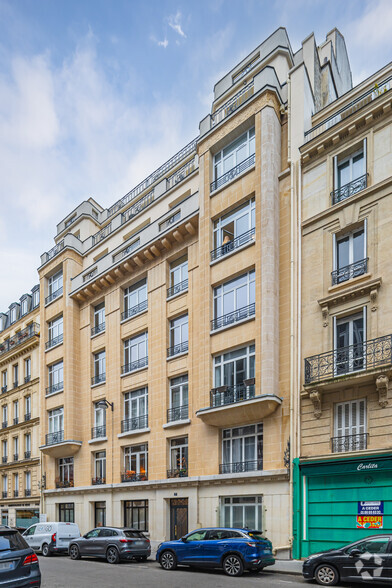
<box><xmin>349</xmin><ymin>548</ymin><xmax>361</xmax><ymax>558</ymax></box>
<box><xmin>83</xmin><ymin>534</ymin><xmax>88</xmax><ymax>539</ymax></box>
<box><xmin>181</xmin><ymin>536</ymin><xmax>187</xmax><ymax>542</ymax></box>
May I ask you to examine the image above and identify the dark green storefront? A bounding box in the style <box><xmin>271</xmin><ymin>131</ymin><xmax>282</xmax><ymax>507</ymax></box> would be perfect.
<box><xmin>293</xmin><ymin>454</ymin><xmax>392</xmax><ymax>559</ymax></box>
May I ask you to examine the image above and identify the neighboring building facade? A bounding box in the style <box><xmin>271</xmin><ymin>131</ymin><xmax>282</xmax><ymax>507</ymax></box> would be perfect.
<box><xmin>0</xmin><ymin>286</ymin><xmax>41</xmax><ymax>528</ymax></box>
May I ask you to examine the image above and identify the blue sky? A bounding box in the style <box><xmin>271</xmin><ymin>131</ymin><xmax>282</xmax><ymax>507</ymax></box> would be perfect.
<box><xmin>0</xmin><ymin>0</ymin><xmax>391</xmax><ymax>310</ymax></box>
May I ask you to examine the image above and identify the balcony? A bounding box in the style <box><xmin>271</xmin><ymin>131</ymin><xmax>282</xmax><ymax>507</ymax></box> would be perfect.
<box><xmin>1</xmin><ymin>492</ymin><xmax>6</xmax><ymax>499</ymax></box>
<box><xmin>2</xmin><ymin>457</ymin><xmax>7</xmax><ymax>464</ymax></box>
<box><xmin>121</xmin><ymin>190</ymin><xmax>154</xmax><ymax>224</ymax></box>
<box><xmin>55</xmin><ymin>478</ymin><xmax>74</xmax><ymax>489</ymax></box>
<box><xmin>45</xmin><ymin>287</ymin><xmax>63</xmax><ymax>305</ymax></box>
<box><xmin>331</xmin><ymin>173</ymin><xmax>368</xmax><ymax>205</ymax></box>
<box><xmin>121</xmin><ymin>471</ymin><xmax>148</xmax><ymax>483</ymax></box>
<box><xmin>45</xmin><ymin>334</ymin><xmax>63</xmax><ymax>350</ymax></box>
<box><xmin>45</xmin><ymin>382</ymin><xmax>64</xmax><ymax>396</ymax></box>
<box><xmin>92</xmin><ymin>477</ymin><xmax>106</xmax><ymax>485</ymax></box>
<box><xmin>2</xmin><ymin>422</ymin><xmax>7</xmax><ymax>429</ymax></box>
<box><xmin>0</xmin><ymin>323</ymin><xmax>40</xmax><ymax>358</ymax></box>
<box><xmin>24</xmin><ymin>413</ymin><xmax>31</xmax><ymax>422</ymax></box>
<box><xmin>13</xmin><ymin>381</ymin><xmax>18</xmax><ymax>389</ymax></box>
<box><xmin>13</xmin><ymin>490</ymin><xmax>18</xmax><ymax>498</ymax></box>
<box><xmin>211</xmin><ymin>303</ymin><xmax>255</xmax><ymax>332</ymax></box>
<box><xmin>13</xmin><ymin>418</ymin><xmax>18</xmax><ymax>426</ymax></box>
<box><xmin>167</xmin><ymin>341</ymin><xmax>188</xmax><ymax>358</ymax></box>
<box><xmin>167</xmin><ymin>279</ymin><xmax>188</xmax><ymax>299</ymax></box>
<box><xmin>211</xmin><ymin>81</ymin><xmax>254</xmax><ymax>127</ymax></box>
<box><xmin>13</xmin><ymin>454</ymin><xmax>18</xmax><ymax>462</ymax></box>
<box><xmin>210</xmin><ymin>228</ymin><xmax>255</xmax><ymax>263</ymax></box>
<box><xmin>121</xmin><ymin>357</ymin><xmax>148</xmax><ymax>375</ymax></box>
<box><xmin>46</xmin><ymin>431</ymin><xmax>64</xmax><ymax>445</ymax></box>
<box><xmin>91</xmin><ymin>323</ymin><xmax>105</xmax><ymax>337</ymax></box>
<box><xmin>167</xmin><ymin>405</ymin><xmax>188</xmax><ymax>423</ymax></box>
<box><xmin>219</xmin><ymin>459</ymin><xmax>263</xmax><ymax>474</ymax></box>
<box><xmin>121</xmin><ymin>414</ymin><xmax>148</xmax><ymax>434</ymax></box>
<box><xmin>331</xmin><ymin>433</ymin><xmax>369</xmax><ymax>453</ymax></box>
<box><xmin>121</xmin><ymin>300</ymin><xmax>148</xmax><ymax>322</ymax></box>
<box><xmin>40</xmin><ymin>431</ymin><xmax>82</xmax><ymax>458</ymax></box>
<box><xmin>1</xmin><ymin>386</ymin><xmax>6</xmax><ymax>394</ymax></box>
<box><xmin>91</xmin><ymin>425</ymin><xmax>106</xmax><ymax>439</ymax></box>
<box><xmin>24</xmin><ymin>489</ymin><xmax>31</xmax><ymax>497</ymax></box>
<box><xmin>92</xmin><ymin>224</ymin><xmax>111</xmax><ymax>246</ymax></box>
<box><xmin>91</xmin><ymin>374</ymin><xmax>106</xmax><ymax>386</ymax></box>
<box><xmin>196</xmin><ymin>381</ymin><xmax>282</xmax><ymax>427</ymax></box>
<box><xmin>332</xmin><ymin>258</ymin><xmax>368</xmax><ymax>286</ymax></box>
<box><xmin>210</xmin><ymin>153</ymin><xmax>255</xmax><ymax>193</ymax></box>
<box><xmin>24</xmin><ymin>451</ymin><xmax>31</xmax><ymax>460</ymax></box>
<box><xmin>304</xmin><ymin>334</ymin><xmax>392</xmax><ymax>385</ymax></box>
<box><xmin>24</xmin><ymin>376</ymin><xmax>31</xmax><ymax>384</ymax></box>
<box><xmin>167</xmin><ymin>467</ymin><xmax>188</xmax><ymax>478</ymax></box>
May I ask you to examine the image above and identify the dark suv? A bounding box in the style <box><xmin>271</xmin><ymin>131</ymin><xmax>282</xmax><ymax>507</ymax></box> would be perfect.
<box><xmin>69</xmin><ymin>527</ymin><xmax>151</xmax><ymax>563</ymax></box>
<box><xmin>0</xmin><ymin>526</ymin><xmax>41</xmax><ymax>587</ymax></box>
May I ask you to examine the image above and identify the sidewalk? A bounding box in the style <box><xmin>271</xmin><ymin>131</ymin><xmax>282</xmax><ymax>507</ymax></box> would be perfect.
<box><xmin>268</xmin><ymin>559</ymin><xmax>303</xmax><ymax>575</ymax></box>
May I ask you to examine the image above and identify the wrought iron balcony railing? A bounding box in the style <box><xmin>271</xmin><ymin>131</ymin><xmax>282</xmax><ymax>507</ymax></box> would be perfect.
<box><xmin>121</xmin><ymin>190</ymin><xmax>154</xmax><ymax>224</ymax></box>
<box><xmin>13</xmin><ymin>454</ymin><xmax>18</xmax><ymax>462</ymax></box>
<box><xmin>167</xmin><ymin>405</ymin><xmax>188</xmax><ymax>423</ymax></box>
<box><xmin>211</xmin><ymin>228</ymin><xmax>256</xmax><ymax>262</ymax></box>
<box><xmin>24</xmin><ymin>376</ymin><xmax>31</xmax><ymax>384</ymax></box>
<box><xmin>13</xmin><ymin>381</ymin><xmax>18</xmax><ymax>389</ymax></box>
<box><xmin>167</xmin><ymin>157</ymin><xmax>196</xmax><ymax>190</ymax></box>
<box><xmin>211</xmin><ymin>81</ymin><xmax>254</xmax><ymax>126</ymax></box>
<box><xmin>121</xmin><ymin>471</ymin><xmax>148</xmax><ymax>483</ymax></box>
<box><xmin>45</xmin><ymin>382</ymin><xmax>64</xmax><ymax>396</ymax></box>
<box><xmin>121</xmin><ymin>414</ymin><xmax>148</xmax><ymax>434</ymax></box>
<box><xmin>331</xmin><ymin>258</ymin><xmax>368</xmax><ymax>285</ymax></box>
<box><xmin>92</xmin><ymin>477</ymin><xmax>106</xmax><ymax>485</ymax></box>
<box><xmin>331</xmin><ymin>173</ymin><xmax>368</xmax><ymax>205</ymax></box>
<box><xmin>1</xmin><ymin>386</ymin><xmax>6</xmax><ymax>394</ymax></box>
<box><xmin>304</xmin><ymin>334</ymin><xmax>392</xmax><ymax>384</ymax></box>
<box><xmin>91</xmin><ymin>323</ymin><xmax>105</xmax><ymax>337</ymax></box>
<box><xmin>167</xmin><ymin>467</ymin><xmax>188</xmax><ymax>478</ymax></box>
<box><xmin>1</xmin><ymin>492</ymin><xmax>7</xmax><ymax>499</ymax></box>
<box><xmin>45</xmin><ymin>431</ymin><xmax>64</xmax><ymax>446</ymax></box>
<box><xmin>13</xmin><ymin>418</ymin><xmax>18</xmax><ymax>426</ymax></box>
<box><xmin>121</xmin><ymin>300</ymin><xmax>148</xmax><ymax>322</ymax></box>
<box><xmin>45</xmin><ymin>287</ymin><xmax>63</xmax><ymax>305</ymax></box>
<box><xmin>45</xmin><ymin>334</ymin><xmax>63</xmax><ymax>350</ymax></box>
<box><xmin>331</xmin><ymin>433</ymin><xmax>368</xmax><ymax>453</ymax></box>
<box><xmin>2</xmin><ymin>457</ymin><xmax>7</xmax><ymax>464</ymax></box>
<box><xmin>91</xmin><ymin>425</ymin><xmax>106</xmax><ymax>439</ymax></box>
<box><xmin>210</xmin><ymin>381</ymin><xmax>255</xmax><ymax>408</ymax></box>
<box><xmin>0</xmin><ymin>323</ymin><xmax>40</xmax><ymax>357</ymax></box>
<box><xmin>219</xmin><ymin>459</ymin><xmax>263</xmax><ymax>474</ymax></box>
<box><xmin>210</xmin><ymin>153</ymin><xmax>255</xmax><ymax>193</ymax></box>
<box><xmin>24</xmin><ymin>451</ymin><xmax>31</xmax><ymax>460</ymax></box>
<box><xmin>167</xmin><ymin>341</ymin><xmax>188</xmax><ymax>358</ymax></box>
<box><xmin>46</xmin><ymin>241</ymin><xmax>64</xmax><ymax>261</ymax></box>
<box><xmin>121</xmin><ymin>357</ymin><xmax>148</xmax><ymax>375</ymax></box>
<box><xmin>211</xmin><ymin>303</ymin><xmax>255</xmax><ymax>331</ymax></box>
<box><xmin>24</xmin><ymin>489</ymin><xmax>31</xmax><ymax>497</ymax></box>
<box><xmin>167</xmin><ymin>279</ymin><xmax>188</xmax><ymax>299</ymax></box>
<box><xmin>2</xmin><ymin>422</ymin><xmax>7</xmax><ymax>429</ymax></box>
<box><xmin>13</xmin><ymin>490</ymin><xmax>18</xmax><ymax>497</ymax></box>
<box><xmin>55</xmin><ymin>479</ymin><xmax>74</xmax><ymax>489</ymax></box>
<box><xmin>24</xmin><ymin>413</ymin><xmax>31</xmax><ymax>422</ymax></box>
<box><xmin>91</xmin><ymin>374</ymin><xmax>106</xmax><ymax>386</ymax></box>
<box><xmin>92</xmin><ymin>223</ymin><xmax>111</xmax><ymax>246</ymax></box>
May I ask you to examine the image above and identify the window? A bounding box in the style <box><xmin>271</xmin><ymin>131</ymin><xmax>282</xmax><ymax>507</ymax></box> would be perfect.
<box><xmin>221</xmin><ymin>424</ymin><xmax>263</xmax><ymax>473</ymax></box>
<box><xmin>213</xmin><ymin>345</ymin><xmax>255</xmax><ymax>406</ymax></box>
<box><xmin>333</xmin><ymin>140</ymin><xmax>367</xmax><ymax>204</ymax></box>
<box><xmin>2</xmin><ymin>440</ymin><xmax>7</xmax><ymax>460</ymax></box>
<box><xmin>92</xmin><ymin>351</ymin><xmax>106</xmax><ymax>385</ymax></box>
<box><xmin>94</xmin><ymin>502</ymin><xmax>106</xmax><ymax>527</ymax></box>
<box><xmin>2</xmin><ymin>476</ymin><xmax>7</xmax><ymax>497</ymax></box>
<box><xmin>25</xmin><ymin>472</ymin><xmax>31</xmax><ymax>494</ymax></box>
<box><xmin>47</xmin><ymin>361</ymin><xmax>64</xmax><ymax>395</ymax></box>
<box><xmin>47</xmin><ymin>316</ymin><xmax>63</xmax><ymax>348</ymax></box>
<box><xmin>10</xmin><ymin>307</ymin><xmax>17</xmax><ymax>324</ymax></box>
<box><xmin>123</xmin><ymin>332</ymin><xmax>148</xmax><ymax>373</ymax></box>
<box><xmin>25</xmin><ymin>396</ymin><xmax>31</xmax><ymax>420</ymax></box>
<box><xmin>169</xmin><ymin>375</ymin><xmax>188</xmax><ymax>422</ymax></box>
<box><xmin>13</xmin><ymin>400</ymin><xmax>19</xmax><ymax>424</ymax></box>
<box><xmin>124</xmin><ymin>500</ymin><xmax>148</xmax><ymax>532</ymax></box>
<box><xmin>346</xmin><ymin>536</ymin><xmax>389</xmax><ymax>555</ymax></box>
<box><xmin>169</xmin><ymin>436</ymin><xmax>188</xmax><ymax>477</ymax></box>
<box><xmin>212</xmin><ymin>128</ymin><xmax>255</xmax><ymax>190</ymax></box>
<box><xmin>92</xmin><ymin>303</ymin><xmax>105</xmax><ymax>336</ymax></box>
<box><xmin>93</xmin><ymin>403</ymin><xmax>106</xmax><ymax>437</ymax></box>
<box><xmin>334</xmin><ymin>310</ymin><xmax>365</xmax><ymax>375</ymax></box>
<box><xmin>333</xmin><ymin>226</ymin><xmax>366</xmax><ymax>284</ymax></box>
<box><xmin>94</xmin><ymin>452</ymin><xmax>106</xmax><ymax>484</ymax></box>
<box><xmin>32</xmin><ymin>288</ymin><xmax>39</xmax><ymax>309</ymax></box>
<box><xmin>168</xmin><ymin>256</ymin><xmax>188</xmax><ymax>298</ymax></box>
<box><xmin>124</xmin><ymin>444</ymin><xmax>148</xmax><ymax>481</ymax></box>
<box><xmin>24</xmin><ymin>358</ymin><xmax>31</xmax><ymax>383</ymax></box>
<box><xmin>1</xmin><ymin>370</ymin><xmax>7</xmax><ymax>392</ymax></box>
<box><xmin>48</xmin><ymin>271</ymin><xmax>63</xmax><ymax>298</ymax></box>
<box><xmin>48</xmin><ymin>407</ymin><xmax>64</xmax><ymax>433</ymax></box>
<box><xmin>13</xmin><ymin>437</ymin><xmax>19</xmax><ymax>460</ymax></box>
<box><xmin>213</xmin><ymin>270</ymin><xmax>255</xmax><ymax>330</ymax></box>
<box><xmin>221</xmin><ymin>496</ymin><xmax>262</xmax><ymax>529</ymax></box>
<box><xmin>59</xmin><ymin>503</ymin><xmax>74</xmax><ymax>523</ymax></box>
<box><xmin>212</xmin><ymin>199</ymin><xmax>255</xmax><ymax>260</ymax></box>
<box><xmin>24</xmin><ymin>434</ymin><xmax>31</xmax><ymax>458</ymax></box>
<box><xmin>13</xmin><ymin>364</ymin><xmax>18</xmax><ymax>388</ymax></box>
<box><xmin>168</xmin><ymin>315</ymin><xmax>188</xmax><ymax>357</ymax></box>
<box><xmin>123</xmin><ymin>388</ymin><xmax>148</xmax><ymax>431</ymax></box>
<box><xmin>333</xmin><ymin>399</ymin><xmax>366</xmax><ymax>453</ymax></box>
<box><xmin>185</xmin><ymin>530</ymin><xmax>208</xmax><ymax>542</ymax></box>
<box><xmin>2</xmin><ymin>405</ymin><xmax>8</xmax><ymax>427</ymax></box>
<box><xmin>159</xmin><ymin>211</ymin><xmax>180</xmax><ymax>232</ymax></box>
<box><xmin>21</xmin><ymin>299</ymin><xmax>28</xmax><ymax>316</ymax></box>
<box><xmin>123</xmin><ymin>279</ymin><xmax>147</xmax><ymax>321</ymax></box>
<box><xmin>58</xmin><ymin>457</ymin><xmax>74</xmax><ymax>488</ymax></box>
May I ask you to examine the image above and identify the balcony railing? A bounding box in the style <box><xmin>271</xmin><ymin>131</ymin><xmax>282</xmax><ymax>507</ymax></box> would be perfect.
<box><xmin>13</xmin><ymin>490</ymin><xmax>18</xmax><ymax>497</ymax></box>
<box><xmin>210</xmin><ymin>228</ymin><xmax>255</xmax><ymax>262</ymax></box>
<box><xmin>0</xmin><ymin>323</ymin><xmax>40</xmax><ymax>357</ymax></box>
<box><xmin>167</xmin><ymin>467</ymin><xmax>188</xmax><ymax>478</ymax></box>
<box><xmin>167</xmin><ymin>157</ymin><xmax>196</xmax><ymax>190</ymax></box>
<box><xmin>167</xmin><ymin>341</ymin><xmax>188</xmax><ymax>358</ymax></box>
<box><xmin>45</xmin><ymin>334</ymin><xmax>63</xmax><ymax>350</ymax></box>
<box><xmin>121</xmin><ymin>300</ymin><xmax>148</xmax><ymax>322</ymax></box>
<box><xmin>167</xmin><ymin>279</ymin><xmax>188</xmax><ymax>299</ymax></box>
<box><xmin>92</xmin><ymin>477</ymin><xmax>106</xmax><ymax>485</ymax></box>
<box><xmin>24</xmin><ymin>376</ymin><xmax>31</xmax><ymax>384</ymax></box>
<box><xmin>45</xmin><ymin>287</ymin><xmax>63</xmax><ymax>305</ymax></box>
<box><xmin>331</xmin><ymin>433</ymin><xmax>369</xmax><ymax>453</ymax></box>
<box><xmin>13</xmin><ymin>454</ymin><xmax>18</xmax><ymax>462</ymax></box>
<box><xmin>46</xmin><ymin>241</ymin><xmax>65</xmax><ymax>261</ymax></box>
<box><xmin>210</xmin><ymin>381</ymin><xmax>256</xmax><ymax>408</ymax></box>
<box><xmin>167</xmin><ymin>405</ymin><xmax>188</xmax><ymax>423</ymax></box>
<box><xmin>13</xmin><ymin>418</ymin><xmax>18</xmax><ymax>426</ymax></box>
<box><xmin>45</xmin><ymin>382</ymin><xmax>63</xmax><ymax>396</ymax></box>
<box><xmin>92</xmin><ymin>223</ymin><xmax>112</xmax><ymax>246</ymax></box>
<box><xmin>2</xmin><ymin>422</ymin><xmax>7</xmax><ymax>429</ymax></box>
<box><xmin>2</xmin><ymin>492</ymin><xmax>7</xmax><ymax>499</ymax></box>
<box><xmin>45</xmin><ymin>431</ymin><xmax>64</xmax><ymax>446</ymax></box>
<box><xmin>24</xmin><ymin>451</ymin><xmax>31</xmax><ymax>460</ymax></box>
<box><xmin>219</xmin><ymin>459</ymin><xmax>263</xmax><ymax>474</ymax></box>
<box><xmin>24</xmin><ymin>489</ymin><xmax>31</xmax><ymax>497</ymax></box>
<box><xmin>2</xmin><ymin>457</ymin><xmax>7</xmax><ymax>464</ymax></box>
<box><xmin>121</xmin><ymin>414</ymin><xmax>148</xmax><ymax>434</ymax></box>
<box><xmin>55</xmin><ymin>479</ymin><xmax>74</xmax><ymax>489</ymax></box>
<box><xmin>1</xmin><ymin>386</ymin><xmax>6</xmax><ymax>394</ymax></box>
<box><xmin>121</xmin><ymin>357</ymin><xmax>148</xmax><ymax>375</ymax></box>
<box><xmin>91</xmin><ymin>374</ymin><xmax>106</xmax><ymax>386</ymax></box>
<box><xmin>24</xmin><ymin>413</ymin><xmax>31</xmax><ymax>422</ymax></box>
<box><xmin>91</xmin><ymin>323</ymin><xmax>105</xmax><ymax>337</ymax></box>
<box><xmin>210</xmin><ymin>153</ymin><xmax>255</xmax><ymax>192</ymax></box>
<box><xmin>211</xmin><ymin>303</ymin><xmax>255</xmax><ymax>331</ymax></box>
<box><xmin>331</xmin><ymin>258</ymin><xmax>368</xmax><ymax>285</ymax></box>
<box><xmin>91</xmin><ymin>425</ymin><xmax>106</xmax><ymax>439</ymax></box>
<box><xmin>212</xmin><ymin>81</ymin><xmax>255</xmax><ymax>126</ymax></box>
<box><xmin>13</xmin><ymin>381</ymin><xmax>18</xmax><ymax>389</ymax></box>
<box><xmin>121</xmin><ymin>190</ymin><xmax>154</xmax><ymax>224</ymax></box>
<box><xmin>121</xmin><ymin>471</ymin><xmax>148</xmax><ymax>483</ymax></box>
<box><xmin>304</xmin><ymin>334</ymin><xmax>392</xmax><ymax>384</ymax></box>
<box><xmin>331</xmin><ymin>173</ymin><xmax>368</xmax><ymax>205</ymax></box>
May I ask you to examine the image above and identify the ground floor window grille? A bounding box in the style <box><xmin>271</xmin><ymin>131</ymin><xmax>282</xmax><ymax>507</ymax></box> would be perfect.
<box><xmin>124</xmin><ymin>500</ymin><xmax>148</xmax><ymax>531</ymax></box>
<box><xmin>220</xmin><ymin>495</ymin><xmax>262</xmax><ymax>530</ymax></box>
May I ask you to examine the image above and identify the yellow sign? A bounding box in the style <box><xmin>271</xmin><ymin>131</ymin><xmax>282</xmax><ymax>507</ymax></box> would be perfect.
<box><xmin>356</xmin><ymin>515</ymin><xmax>383</xmax><ymax>529</ymax></box>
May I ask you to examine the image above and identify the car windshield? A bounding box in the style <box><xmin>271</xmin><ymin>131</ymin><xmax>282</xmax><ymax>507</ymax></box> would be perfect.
<box><xmin>124</xmin><ymin>531</ymin><xmax>146</xmax><ymax>539</ymax></box>
<box><xmin>247</xmin><ymin>532</ymin><xmax>265</xmax><ymax>541</ymax></box>
<box><xmin>0</xmin><ymin>532</ymin><xmax>28</xmax><ymax>551</ymax></box>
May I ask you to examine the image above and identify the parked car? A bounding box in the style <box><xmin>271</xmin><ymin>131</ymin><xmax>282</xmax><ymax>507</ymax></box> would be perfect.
<box><xmin>302</xmin><ymin>534</ymin><xmax>392</xmax><ymax>585</ymax></box>
<box><xmin>156</xmin><ymin>527</ymin><xmax>275</xmax><ymax>577</ymax></box>
<box><xmin>0</xmin><ymin>525</ymin><xmax>41</xmax><ymax>587</ymax></box>
<box><xmin>23</xmin><ymin>522</ymin><xmax>80</xmax><ymax>556</ymax></box>
<box><xmin>68</xmin><ymin>527</ymin><xmax>151</xmax><ymax>564</ymax></box>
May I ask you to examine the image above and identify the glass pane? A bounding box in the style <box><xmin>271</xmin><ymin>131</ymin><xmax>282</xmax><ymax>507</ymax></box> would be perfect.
<box><xmin>223</xmin><ymin>291</ymin><xmax>235</xmax><ymax>315</ymax></box>
<box><xmin>232</xmin><ymin>506</ymin><xmax>243</xmax><ymax>528</ymax></box>
<box><xmin>337</xmin><ymin>237</ymin><xmax>349</xmax><ymax>269</ymax></box>
<box><xmin>352</xmin><ymin>152</ymin><xmax>364</xmax><ymax>179</ymax></box>
<box><xmin>244</xmin><ymin>505</ymin><xmax>256</xmax><ymax>529</ymax></box>
<box><xmin>338</xmin><ymin>160</ymin><xmax>350</xmax><ymax>188</ymax></box>
<box><xmin>353</xmin><ymin>230</ymin><xmax>364</xmax><ymax>262</ymax></box>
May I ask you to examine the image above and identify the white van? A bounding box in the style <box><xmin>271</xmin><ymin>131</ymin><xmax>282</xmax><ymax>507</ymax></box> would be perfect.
<box><xmin>23</xmin><ymin>522</ymin><xmax>80</xmax><ymax>556</ymax></box>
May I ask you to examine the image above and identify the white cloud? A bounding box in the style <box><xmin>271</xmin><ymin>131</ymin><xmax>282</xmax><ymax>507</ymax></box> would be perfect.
<box><xmin>168</xmin><ymin>11</ymin><xmax>186</xmax><ymax>39</ymax></box>
<box><xmin>158</xmin><ymin>38</ymin><xmax>169</xmax><ymax>49</ymax></box>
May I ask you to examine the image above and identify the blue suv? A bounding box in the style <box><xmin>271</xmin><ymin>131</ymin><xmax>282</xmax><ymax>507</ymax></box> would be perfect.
<box><xmin>156</xmin><ymin>527</ymin><xmax>275</xmax><ymax>577</ymax></box>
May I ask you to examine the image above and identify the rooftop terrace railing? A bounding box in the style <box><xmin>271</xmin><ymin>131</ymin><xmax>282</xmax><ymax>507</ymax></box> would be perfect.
<box><xmin>211</xmin><ymin>81</ymin><xmax>254</xmax><ymax>127</ymax></box>
<box><xmin>0</xmin><ymin>323</ymin><xmax>40</xmax><ymax>357</ymax></box>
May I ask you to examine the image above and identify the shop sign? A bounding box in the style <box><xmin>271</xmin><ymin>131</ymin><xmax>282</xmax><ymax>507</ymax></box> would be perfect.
<box><xmin>356</xmin><ymin>501</ymin><xmax>383</xmax><ymax>529</ymax></box>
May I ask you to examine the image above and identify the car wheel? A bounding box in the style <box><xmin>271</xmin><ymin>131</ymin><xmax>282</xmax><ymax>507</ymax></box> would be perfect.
<box><xmin>106</xmin><ymin>546</ymin><xmax>120</xmax><ymax>564</ymax></box>
<box><xmin>69</xmin><ymin>545</ymin><xmax>81</xmax><ymax>560</ymax></box>
<box><xmin>315</xmin><ymin>564</ymin><xmax>339</xmax><ymax>586</ymax></box>
<box><xmin>159</xmin><ymin>550</ymin><xmax>177</xmax><ymax>570</ymax></box>
<box><xmin>41</xmin><ymin>543</ymin><xmax>51</xmax><ymax>557</ymax></box>
<box><xmin>223</xmin><ymin>554</ymin><xmax>244</xmax><ymax>577</ymax></box>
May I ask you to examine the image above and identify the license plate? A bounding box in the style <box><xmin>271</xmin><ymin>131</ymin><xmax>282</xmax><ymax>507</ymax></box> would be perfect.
<box><xmin>0</xmin><ymin>561</ymin><xmax>15</xmax><ymax>571</ymax></box>
<box><xmin>264</xmin><ymin>549</ymin><xmax>272</xmax><ymax>554</ymax></box>
<box><xmin>134</xmin><ymin>541</ymin><xmax>144</xmax><ymax>546</ymax></box>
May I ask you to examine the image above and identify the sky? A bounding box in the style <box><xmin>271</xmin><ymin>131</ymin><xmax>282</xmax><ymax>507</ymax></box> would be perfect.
<box><xmin>0</xmin><ymin>0</ymin><xmax>391</xmax><ymax>310</ymax></box>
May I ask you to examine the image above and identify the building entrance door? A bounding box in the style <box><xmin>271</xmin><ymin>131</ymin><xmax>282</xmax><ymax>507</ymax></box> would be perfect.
<box><xmin>170</xmin><ymin>498</ymin><xmax>188</xmax><ymax>540</ymax></box>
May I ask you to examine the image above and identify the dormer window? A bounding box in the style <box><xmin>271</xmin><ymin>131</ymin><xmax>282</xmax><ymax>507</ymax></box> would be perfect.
<box><xmin>21</xmin><ymin>299</ymin><xmax>28</xmax><ymax>316</ymax></box>
<box><xmin>32</xmin><ymin>288</ymin><xmax>40</xmax><ymax>309</ymax></box>
<box><xmin>10</xmin><ymin>307</ymin><xmax>17</xmax><ymax>324</ymax></box>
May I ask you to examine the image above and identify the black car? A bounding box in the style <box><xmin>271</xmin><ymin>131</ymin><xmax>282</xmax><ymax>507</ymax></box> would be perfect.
<box><xmin>303</xmin><ymin>534</ymin><xmax>392</xmax><ymax>585</ymax></box>
<box><xmin>69</xmin><ymin>526</ymin><xmax>151</xmax><ymax>564</ymax></box>
<box><xmin>0</xmin><ymin>526</ymin><xmax>41</xmax><ymax>587</ymax></box>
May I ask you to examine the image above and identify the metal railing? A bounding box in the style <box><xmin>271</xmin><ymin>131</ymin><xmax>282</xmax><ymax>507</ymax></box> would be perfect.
<box><xmin>45</xmin><ymin>334</ymin><xmax>63</xmax><ymax>350</ymax></box>
<box><xmin>167</xmin><ymin>279</ymin><xmax>188</xmax><ymax>299</ymax></box>
<box><xmin>304</xmin><ymin>334</ymin><xmax>392</xmax><ymax>384</ymax></box>
<box><xmin>210</xmin><ymin>228</ymin><xmax>255</xmax><ymax>262</ymax></box>
<box><xmin>1</xmin><ymin>386</ymin><xmax>6</xmax><ymax>394</ymax></box>
<box><xmin>167</xmin><ymin>341</ymin><xmax>188</xmax><ymax>358</ymax></box>
<box><xmin>159</xmin><ymin>211</ymin><xmax>180</xmax><ymax>232</ymax></box>
<box><xmin>92</xmin><ymin>477</ymin><xmax>106</xmax><ymax>485</ymax></box>
<box><xmin>45</xmin><ymin>382</ymin><xmax>63</xmax><ymax>396</ymax></box>
<box><xmin>210</xmin><ymin>153</ymin><xmax>255</xmax><ymax>192</ymax></box>
<box><xmin>13</xmin><ymin>418</ymin><xmax>18</xmax><ymax>426</ymax></box>
<box><xmin>1</xmin><ymin>492</ymin><xmax>7</xmax><ymax>498</ymax></box>
<box><xmin>13</xmin><ymin>490</ymin><xmax>18</xmax><ymax>497</ymax></box>
<box><xmin>210</xmin><ymin>382</ymin><xmax>256</xmax><ymax>408</ymax></box>
<box><xmin>167</xmin><ymin>405</ymin><xmax>188</xmax><ymax>423</ymax></box>
<box><xmin>2</xmin><ymin>457</ymin><xmax>7</xmax><ymax>464</ymax></box>
<box><xmin>0</xmin><ymin>323</ymin><xmax>40</xmax><ymax>357</ymax></box>
<box><xmin>121</xmin><ymin>300</ymin><xmax>148</xmax><ymax>322</ymax></box>
<box><xmin>24</xmin><ymin>451</ymin><xmax>31</xmax><ymax>459</ymax></box>
<box><xmin>166</xmin><ymin>157</ymin><xmax>196</xmax><ymax>190</ymax></box>
<box><xmin>91</xmin><ymin>323</ymin><xmax>105</xmax><ymax>337</ymax></box>
<box><xmin>13</xmin><ymin>381</ymin><xmax>18</xmax><ymax>389</ymax></box>
<box><xmin>91</xmin><ymin>425</ymin><xmax>106</xmax><ymax>439</ymax></box>
<box><xmin>91</xmin><ymin>374</ymin><xmax>106</xmax><ymax>386</ymax></box>
<box><xmin>121</xmin><ymin>414</ymin><xmax>148</xmax><ymax>433</ymax></box>
<box><xmin>331</xmin><ymin>173</ymin><xmax>368</xmax><ymax>205</ymax></box>
<box><xmin>219</xmin><ymin>459</ymin><xmax>263</xmax><ymax>474</ymax></box>
<box><xmin>13</xmin><ymin>454</ymin><xmax>18</xmax><ymax>462</ymax></box>
<box><xmin>45</xmin><ymin>431</ymin><xmax>64</xmax><ymax>446</ymax></box>
<box><xmin>45</xmin><ymin>240</ymin><xmax>65</xmax><ymax>261</ymax></box>
<box><xmin>24</xmin><ymin>376</ymin><xmax>31</xmax><ymax>384</ymax></box>
<box><xmin>331</xmin><ymin>258</ymin><xmax>368</xmax><ymax>285</ymax></box>
<box><xmin>121</xmin><ymin>357</ymin><xmax>148</xmax><ymax>375</ymax></box>
<box><xmin>92</xmin><ymin>223</ymin><xmax>111</xmax><ymax>246</ymax></box>
<box><xmin>55</xmin><ymin>479</ymin><xmax>74</xmax><ymax>489</ymax></box>
<box><xmin>211</xmin><ymin>303</ymin><xmax>255</xmax><ymax>331</ymax></box>
<box><xmin>24</xmin><ymin>489</ymin><xmax>31</xmax><ymax>497</ymax></box>
<box><xmin>331</xmin><ymin>433</ymin><xmax>368</xmax><ymax>453</ymax></box>
<box><xmin>113</xmin><ymin>238</ymin><xmax>140</xmax><ymax>263</ymax></box>
<box><xmin>167</xmin><ymin>467</ymin><xmax>188</xmax><ymax>478</ymax></box>
<box><xmin>121</xmin><ymin>472</ymin><xmax>148</xmax><ymax>483</ymax></box>
<box><xmin>212</xmin><ymin>81</ymin><xmax>255</xmax><ymax>126</ymax></box>
<box><xmin>121</xmin><ymin>191</ymin><xmax>154</xmax><ymax>224</ymax></box>
<box><xmin>45</xmin><ymin>287</ymin><xmax>63</xmax><ymax>305</ymax></box>
<box><xmin>1</xmin><ymin>422</ymin><xmax>7</xmax><ymax>429</ymax></box>
<box><xmin>24</xmin><ymin>413</ymin><xmax>31</xmax><ymax>422</ymax></box>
